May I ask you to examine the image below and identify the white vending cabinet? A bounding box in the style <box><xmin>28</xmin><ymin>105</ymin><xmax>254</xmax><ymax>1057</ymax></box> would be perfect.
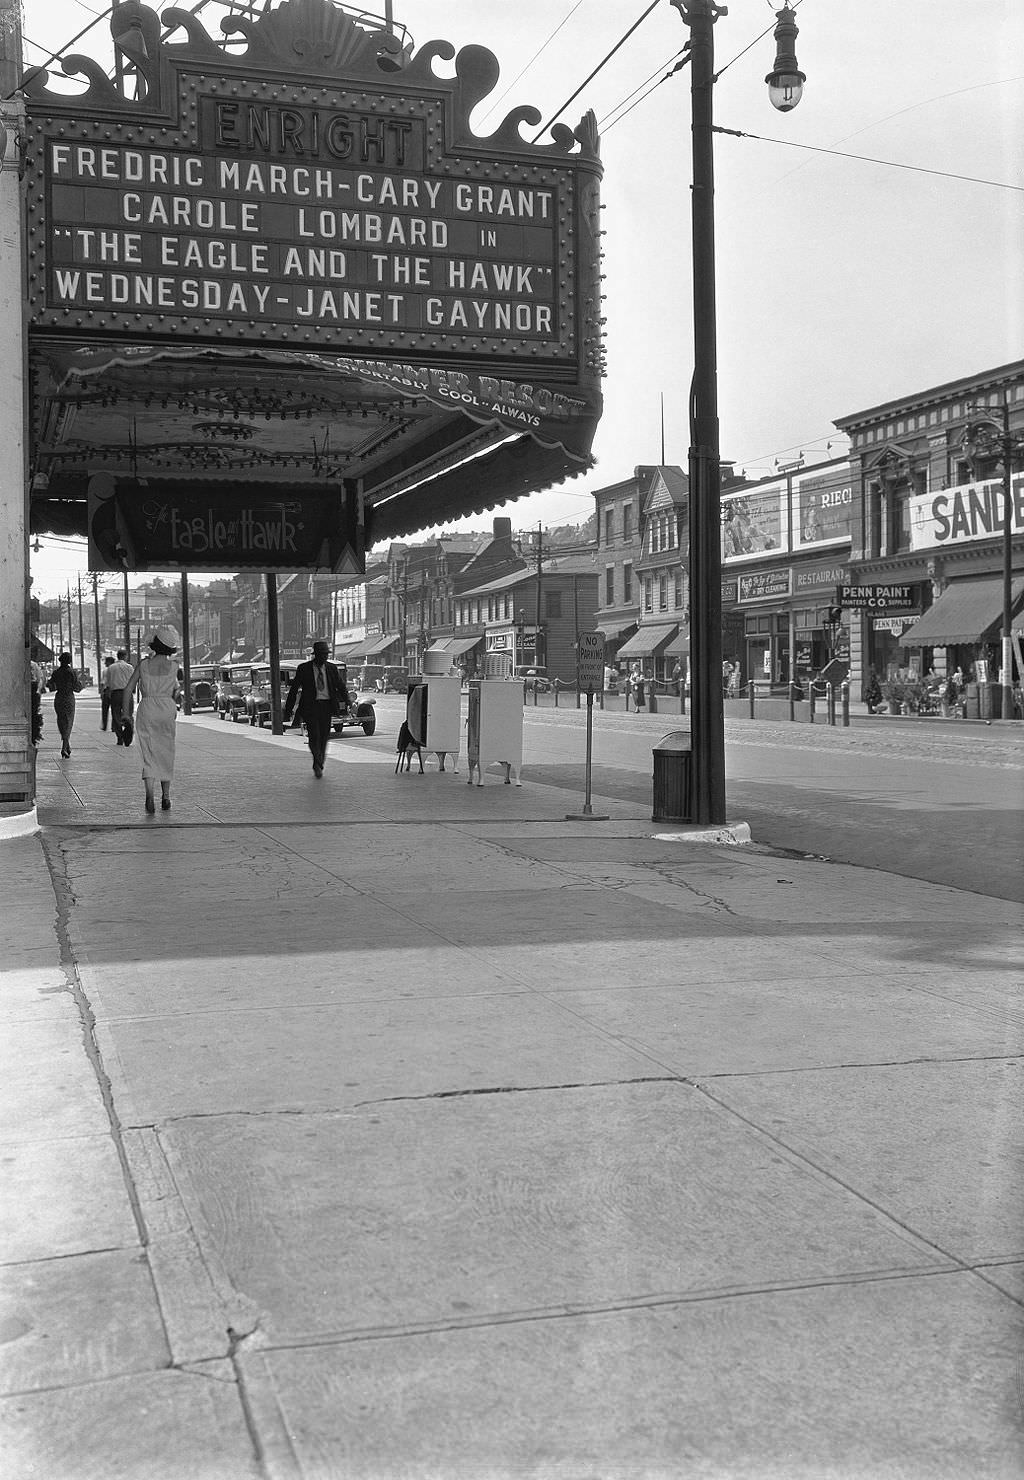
<box><xmin>466</xmin><ymin>680</ymin><xmax>524</xmax><ymax>786</ymax></box>
<box><xmin>407</xmin><ymin>676</ymin><xmax>462</xmax><ymax>771</ymax></box>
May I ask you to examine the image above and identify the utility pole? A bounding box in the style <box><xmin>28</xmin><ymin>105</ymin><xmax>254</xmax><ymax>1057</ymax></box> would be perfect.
<box><xmin>91</xmin><ymin>574</ymin><xmax>102</xmax><ymax>682</ymax></box>
<box><xmin>180</xmin><ymin>572</ymin><xmax>192</xmax><ymax>714</ymax></box>
<box><xmin>76</xmin><ymin>575</ymin><xmax>85</xmax><ymax>676</ymax></box>
<box><xmin>122</xmin><ymin>569</ymin><xmax>131</xmax><ymax>657</ymax></box>
<box><xmin>534</xmin><ymin>521</ymin><xmax>543</xmax><ymax>668</ymax></box>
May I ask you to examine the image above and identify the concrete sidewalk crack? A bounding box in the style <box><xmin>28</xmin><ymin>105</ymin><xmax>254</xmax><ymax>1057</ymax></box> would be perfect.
<box><xmin>353</xmin><ymin>1075</ymin><xmax>685</xmax><ymax>1107</ymax></box>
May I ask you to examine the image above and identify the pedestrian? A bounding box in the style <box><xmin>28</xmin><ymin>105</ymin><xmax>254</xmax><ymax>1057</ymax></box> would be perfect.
<box><xmin>106</xmin><ymin>648</ymin><xmax>136</xmax><ymax>744</ymax></box>
<box><xmin>284</xmin><ymin>637</ymin><xmax>349</xmax><ymax>778</ymax></box>
<box><xmin>671</xmin><ymin>659</ymin><xmax>683</xmax><ymax>697</ymax></box>
<box><xmin>47</xmin><ymin>652</ymin><xmax>82</xmax><ymax>758</ymax></box>
<box><xmin>631</xmin><ymin>666</ymin><xmax>645</xmax><ymax>711</ymax></box>
<box><xmin>864</xmin><ymin>668</ymin><xmax>883</xmax><ymax>714</ymax></box>
<box><xmin>100</xmin><ymin>655</ymin><xmax>115</xmax><ymax>729</ymax></box>
<box><xmin>30</xmin><ymin>659</ymin><xmax>43</xmax><ymax>746</ymax></box>
<box><xmin>122</xmin><ymin>626</ymin><xmax>181</xmax><ymax>814</ymax></box>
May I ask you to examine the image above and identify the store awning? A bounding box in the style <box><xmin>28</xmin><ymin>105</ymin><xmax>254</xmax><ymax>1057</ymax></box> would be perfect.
<box><xmin>596</xmin><ymin>621</ymin><xmax>636</xmax><ymax>641</ymax></box>
<box><xmin>664</xmin><ymin>629</ymin><xmax>690</xmax><ymax>658</ymax></box>
<box><xmin>616</xmin><ymin>623</ymin><xmax>678</xmax><ymax>659</ymax></box>
<box><xmin>899</xmin><ymin>576</ymin><xmax>1024</xmax><ymax>647</ymax></box>
<box><xmin>347</xmin><ymin>633</ymin><xmax>402</xmax><ymax>660</ymax></box>
<box><xmin>426</xmin><ymin>635</ymin><xmax>483</xmax><ymax>660</ymax></box>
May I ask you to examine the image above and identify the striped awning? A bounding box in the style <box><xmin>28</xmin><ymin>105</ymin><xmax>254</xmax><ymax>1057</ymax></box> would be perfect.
<box><xmin>616</xmin><ymin>623</ymin><xmax>678</xmax><ymax>659</ymax></box>
<box><xmin>899</xmin><ymin>576</ymin><xmax>1024</xmax><ymax>647</ymax></box>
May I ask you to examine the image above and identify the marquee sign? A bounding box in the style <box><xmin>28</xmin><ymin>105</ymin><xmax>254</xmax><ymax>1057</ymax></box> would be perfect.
<box><xmin>23</xmin><ymin>1</ymin><xmax>601</xmax><ymax>372</ymax></box>
<box><xmin>86</xmin><ymin>471</ymin><xmax>364</xmax><ymax>573</ymax></box>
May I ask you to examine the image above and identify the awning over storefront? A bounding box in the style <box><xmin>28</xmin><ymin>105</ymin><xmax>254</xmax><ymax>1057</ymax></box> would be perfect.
<box><xmin>596</xmin><ymin>622</ymin><xmax>637</xmax><ymax>641</ymax></box>
<box><xmin>899</xmin><ymin>576</ymin><xmax>1024</xmax><ymax>646</ymax></box>
<box><xmin>616</xmin><ymin>623</ymin><xmax>678</xmax><ymax>659</ymax></box>
<box><xmin>664</xmin><ymin>630</ymin><xmax>690</xmax><ymax>658</ymax></box>
<box><xmin>347</xmin><ymin>633</ymin><xmax>402</xmax><ymax>660</ymax></box>
<box><xmin>426</xmin><ymin>636</ymin><xmax>484</xmax><ymax>660</ymax></box>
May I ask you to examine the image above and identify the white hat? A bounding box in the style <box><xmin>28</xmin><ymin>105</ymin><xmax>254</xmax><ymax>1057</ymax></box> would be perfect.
<box><xmin>149</xmin><ymin>625</ymin><xmax>180</xmax><ymax>653</ymax></box>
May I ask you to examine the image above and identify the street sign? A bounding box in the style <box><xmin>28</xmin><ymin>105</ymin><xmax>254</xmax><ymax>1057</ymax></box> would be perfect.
<box><xmin>576</xmin><ymin>631</ymin><xmax>604</xmax><ymax>692</ymax></box>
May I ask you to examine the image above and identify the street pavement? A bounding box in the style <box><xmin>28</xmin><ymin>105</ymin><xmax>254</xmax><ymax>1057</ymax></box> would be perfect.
<box><xmin>2</xmin><ymin>694</ymin><xmax>1022</xmax><ymax>1479</ymax></box>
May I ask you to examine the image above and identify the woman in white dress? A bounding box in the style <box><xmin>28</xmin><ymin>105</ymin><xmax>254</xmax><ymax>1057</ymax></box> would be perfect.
<box><xmin>123</xmin><ymin>625</ymin><xmax>182</xmax><ymax>814</ymax></box>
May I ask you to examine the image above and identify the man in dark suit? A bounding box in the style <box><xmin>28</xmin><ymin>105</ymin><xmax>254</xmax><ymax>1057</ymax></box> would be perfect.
<box><xmin>283</xmin><ymin>639</ymin><xmax>349</xmax><ymax>777</ymax></box>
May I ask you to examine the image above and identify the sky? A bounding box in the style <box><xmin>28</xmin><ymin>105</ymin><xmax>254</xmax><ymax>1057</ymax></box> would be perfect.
<box><xmin>20</xmin><ymin>0</ymin><xmax>1024</xmax><ymax>598</ymax></box>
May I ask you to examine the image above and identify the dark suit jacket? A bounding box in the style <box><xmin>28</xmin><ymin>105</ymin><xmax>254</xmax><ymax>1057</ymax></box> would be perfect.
<box><xmin>283</xmin><ymin>659</ymin><xmax>349</xmax><ymax>724</ymax></box>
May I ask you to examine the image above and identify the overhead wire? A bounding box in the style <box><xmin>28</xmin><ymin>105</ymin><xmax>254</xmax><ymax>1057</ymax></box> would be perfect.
<box><xmin>477</xmin><ymin>0</ymin><xmax>586</xmax><ymax>126</ymax></box>
<box><xmin>531</xmin><ymin>0</ymin><xmax>662</xmax><ymax>142</ymax></box>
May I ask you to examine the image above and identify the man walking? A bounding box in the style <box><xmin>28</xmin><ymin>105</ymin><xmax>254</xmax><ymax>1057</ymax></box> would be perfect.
<box><xmin>106</xmin><ymin>648</ymin><xmax>135</xmax><ymax>743</ymax></box>
<box><xmin>100</xmin><ymin>655</ymin><xmax>114</xmax><ymax>730</ymax></box>
<box><xmin>284</xmin><ymin>639</ymin><xmax>348</xmax><ymax>777</ymax></box>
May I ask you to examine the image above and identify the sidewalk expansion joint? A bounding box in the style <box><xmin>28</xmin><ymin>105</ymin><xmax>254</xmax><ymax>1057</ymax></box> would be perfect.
<box><xmin>39</xmin><ymin>834</ymin><xmax>151</xmax><ymax>1252</ymax></box>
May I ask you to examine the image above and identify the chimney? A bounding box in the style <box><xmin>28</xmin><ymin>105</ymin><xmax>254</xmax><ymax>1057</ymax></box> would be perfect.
<box><xmin>492</xmin><ymin>516</ymin><xmax>512</xmax><ymax>542</ymax></box>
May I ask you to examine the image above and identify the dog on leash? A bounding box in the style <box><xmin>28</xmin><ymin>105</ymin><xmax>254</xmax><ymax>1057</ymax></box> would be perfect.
<box><xmin>395</xmin><ymin>719</ymin><xmax>424</xmax><ymax>774</ymax></box>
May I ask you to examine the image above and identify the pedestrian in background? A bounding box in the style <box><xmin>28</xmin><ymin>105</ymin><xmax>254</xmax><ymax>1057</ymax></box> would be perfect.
<box><xmin>47</xmin><ymin>653</ymin><xmax>82</xmax><ymax>758</ymax></box>
<box><xmin>284</xmin><ymin>638</ymin><xmax>348</xmax><ymax>778</ymax></box>
<box><xmin>122</xmin><ymin>626</ymin><xmax>181</xmax><ymax>814</ymax></box>
<box><xmin>631</xmin><ymin>666</ymin><xmax>645</xmax><ymax>712</ymax></box>
<box><xmin>100</xmin><ymin>655</ymin><xmax>114</xmax><ymax>730</ymax></box>
<box><xmin>106</xmin><ymin>648</ymin><xmax>135</xmax><ymax>744</ymax></box>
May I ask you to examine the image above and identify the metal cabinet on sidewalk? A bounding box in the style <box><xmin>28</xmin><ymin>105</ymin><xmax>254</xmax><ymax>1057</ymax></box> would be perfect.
<box><xmin>407</xmin><ymin>676</ymin><xmax>462</xmax><ymax>769</ymax></box>
<box><xmin>466</xmin><ymin>680</ymin><xmax>523</xmax><ymax>786</ymax></box>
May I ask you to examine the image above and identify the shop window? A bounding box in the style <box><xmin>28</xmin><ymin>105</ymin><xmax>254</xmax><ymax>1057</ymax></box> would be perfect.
<box><xmin>623</xmin><ymin>563</ymin><xmax>633</xmax><ymax>603</ymax></box>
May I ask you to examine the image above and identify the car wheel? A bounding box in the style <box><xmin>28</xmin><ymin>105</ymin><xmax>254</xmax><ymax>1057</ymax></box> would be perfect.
<box><xmin>361</xmin><ymin>714</ymin><xmax>376</xmax><ymax>736</ymax></box>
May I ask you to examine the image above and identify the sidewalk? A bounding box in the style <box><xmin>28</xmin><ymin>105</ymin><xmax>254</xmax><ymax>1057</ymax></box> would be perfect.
<box><xmin>2</xmin><ymin>702</ymin><xmax>1022</xmax><ymax>1479</ymax></box>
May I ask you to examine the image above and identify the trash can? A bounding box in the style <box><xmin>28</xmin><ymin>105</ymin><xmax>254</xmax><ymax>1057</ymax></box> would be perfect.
<box><xmin>964</xmin><ymin>682</ymin><xmax>981</xmax><ymax>720</ymax></box>
<box><xmin>978</xmin><ymin>682</ymin><xmax>1002</xmax><ymax>720</ymax></box>
<box><xmin>652</xmin><ymin>730</ymin><xmax>692</xmax><ymax>823</ymax></box>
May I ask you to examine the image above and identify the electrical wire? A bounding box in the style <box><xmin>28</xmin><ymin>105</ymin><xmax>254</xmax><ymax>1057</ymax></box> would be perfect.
<box><xmin>531</xmin><ymin>0</ymin><xmax>661</xmax><ymax>142</ymax></box>
<box><xmin>478</xmin><ymin>0</ymin><xmax>586</xmax><ymax>126</ymax></box>
<box><xmin>713</xmin><ymin>125</ymin><xmax>1024</xmax><ymax>193</ymax></box>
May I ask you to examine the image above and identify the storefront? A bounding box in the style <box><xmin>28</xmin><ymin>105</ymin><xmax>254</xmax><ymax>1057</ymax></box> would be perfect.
<box><xmin>614</xmin><ymin>622</ymin><xmax>679</xmax><ymax>683</ymax></box>
<box><xmin>897</xmin><ymin>574</ymin><xmax>1024</xmax><ymax>681</ymax></box>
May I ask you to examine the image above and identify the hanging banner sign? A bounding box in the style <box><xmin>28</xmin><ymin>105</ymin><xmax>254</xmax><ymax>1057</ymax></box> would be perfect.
<box><xmin>87</xmin><ymin>473</ymin><xmax>363</xmax><ymax>573</ymax></box>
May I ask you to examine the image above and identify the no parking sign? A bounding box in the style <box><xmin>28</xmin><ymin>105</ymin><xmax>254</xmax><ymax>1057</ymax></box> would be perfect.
<box><xmin>576</xmin><ymin>632</ymin><xmax>604</xmax><ymax>693</ymax></box>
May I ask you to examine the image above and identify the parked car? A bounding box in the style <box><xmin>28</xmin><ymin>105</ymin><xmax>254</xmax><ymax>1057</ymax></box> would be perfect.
<box><xmin>332</xmin><ymin>664</ymin><xmax>377</xmax><ymax>735</ymax></box>
<box><xmin>245</xmin><ymin>665</ymin><xmax>297</xmax><ymax>727</ymax></box>
<box><xmin>514</xmin><ymin>665</ymin><xmax>551</xmax><ymax>693</ymax></box>
<box><xmin>187</xmin><ymin>664</ymin><xmax>216</xmax><ymax>710</ymax></box>
<box><xmin>359</xmin><ymin>663</ymin><xmax>408</xmax><ymax>693</ymax></box>
<box><xmin>214</xmin><ymin>664</ymin><xmax>251</xmax><ymax>721</ymax></box>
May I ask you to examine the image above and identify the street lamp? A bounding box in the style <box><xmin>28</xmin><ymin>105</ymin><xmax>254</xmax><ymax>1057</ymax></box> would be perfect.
<box><xmin>962</xmin><ymin>397</ymin><xmax>1021</xmax><ymax>721</ymax></box>
<box><xmin>671</xmin><ymin>0</ymin><xmax>805</xmax><ymax>824</ymax></box>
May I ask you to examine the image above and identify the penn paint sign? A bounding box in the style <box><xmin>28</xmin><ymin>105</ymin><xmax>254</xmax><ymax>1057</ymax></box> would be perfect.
<box><xmin>837</xmin><ymin>584</ymin><xmax>918</xmax><ymax>611</ymax></box>
<box><xmin>23</xmin><ymin>1</ymin><xmax>602</xmax><ymax>367</ymax></box>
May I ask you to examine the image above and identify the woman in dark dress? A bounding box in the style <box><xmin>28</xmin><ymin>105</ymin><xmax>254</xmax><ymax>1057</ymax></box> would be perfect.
<box><xmin>47</xmin><ymin>652</ymin><xmax>83</xmax><ymax>758</ymax></box>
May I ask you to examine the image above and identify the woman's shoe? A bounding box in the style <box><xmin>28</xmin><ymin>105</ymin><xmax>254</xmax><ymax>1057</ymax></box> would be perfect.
<box><xmin>145</xmin><ymin>796</ymin><xmax>155</xmax><ymax>814</ymax></box>
<box><xmin>161</xmin><ymin>797</ymin><xmax>171</xmax><ymax>811</ymax></box>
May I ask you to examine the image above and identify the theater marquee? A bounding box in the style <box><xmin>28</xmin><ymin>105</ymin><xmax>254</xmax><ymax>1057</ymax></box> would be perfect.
<box><xmin>23</xmin><ymin>0</ymin><xmax>604</xmax><ymax>570</ymax></box>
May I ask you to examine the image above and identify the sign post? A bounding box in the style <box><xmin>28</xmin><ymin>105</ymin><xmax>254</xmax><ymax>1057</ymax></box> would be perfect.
<box><xmin>566</xmin><ymin>633</ymin><xmax>609</xmax><ymax>822</ymax></box>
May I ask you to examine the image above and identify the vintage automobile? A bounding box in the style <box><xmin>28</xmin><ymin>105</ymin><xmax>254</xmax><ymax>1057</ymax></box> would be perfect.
<box><xmin>245</xmin><ymin>665</ymin><xmax>296</xmax><ymax>727</ymax></box>
<box><xmin>331</xmin><ymin>665</ymin><xmax>377</xmax><ymax>736</ymax></box>
<box><xmin>214</xmin><ymin>664</ymin><xmax>252</xmax><ymax>721</ymax></box>
<box><xmin>245</xmin><ymin>663</ymin><xmax>377</xmax><ymax>735</ymax></box>
<box><xmin>187</xmin><ymin>663</ymin><xmax>216</xmax><ymax>710</ymax></box>
<box><xmin>514</xmin><ymin>665</ymin><xmax>552</xmax><ymax>694</ymax></box>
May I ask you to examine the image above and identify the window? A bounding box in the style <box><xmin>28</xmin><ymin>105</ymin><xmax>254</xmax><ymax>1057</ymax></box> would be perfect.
<box><xmin>605</xmin><ymin>567</ymin><xmax>615</xmax><ymax>605</ymax></box>
<box><xmin>644</xmin><ymin>577</ymin><xmax>653</xmax><ymax>613</ymax></box>
<box><xmin>674</xmin><ymin>571</ymin><xmax>683</xmax><ymax>608</ymax></box>
<box><xmin>622</xmin><ymin>503</ymin><xmax>633</xmax><ymax>540</ymax></box>
<box><xmin>623</xmin><ymin>563</ymin><xmax>633</xmax><ymax>603</ymax></box>
<box><xmin>604</xmin><ymin>509</ymin><xmax>614</xmax><ymax>545</ymax></box>
<box><xmin>545</xmin><ymin>590</ymin><xmax>562</xmax><ymax>619</ymax></box>
<box><xmin>658</xmin><ymin>574</ymin><xmax>668</xmax><ymax>611</ymax></box>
